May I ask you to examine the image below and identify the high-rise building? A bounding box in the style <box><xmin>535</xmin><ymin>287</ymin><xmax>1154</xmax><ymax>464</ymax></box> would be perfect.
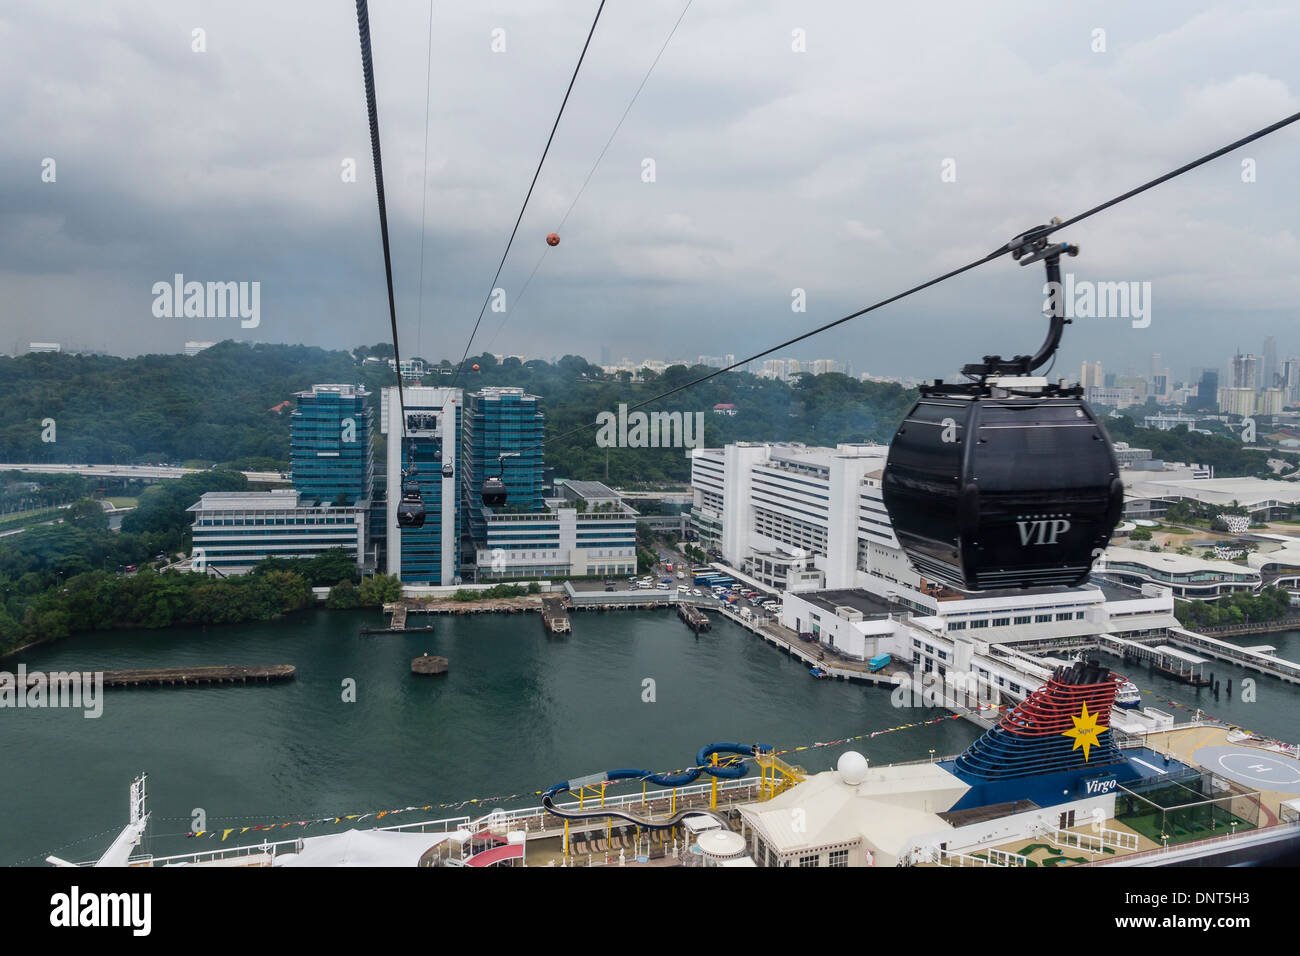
<box><xmin>1230</xmin><ymin>351</ymin><xmax>1260</xmax><ymax>391</ymax></box>
<box><xmin>1217</xmin><ymin>386</ymin><xmax>1256</xmax><ymax>417</ymax></box>
<box><xmin>1283</xmin><ymin>357</ymin><xmax>1300</xmax><ymax>405</ymax></box>
<box><xmin>1192</xmin><ymin>369</ymin><xmax>1219</xmax><ymax>411</ymax></box>
<box><xmin>1258</xmin><ymin>387</ymin><xmax>1285</xmax><ymax>417</ymax></box>
<box><xmin>1263</xmin><ymin>336</ymin><xmax>1278</xmax><ymax>391</ymax></box>
<box><xmin>290</xmin><ymin>384</ymin><xmax>373</xmax><ymax>506</ymax></box>
<box><xmin>1080</xmin><ymin>361</ymin><xmax>1103</xmax><ymax>389</ymax></box>
<box><xmin>461</xmin><ymin>387</ymin><xmax>545</xmax><ymax>550</ymax></box>
<box><xmin>382</xmin><ymin>386</ymin><xmax>462</xmax><ymax>585</ymax></box>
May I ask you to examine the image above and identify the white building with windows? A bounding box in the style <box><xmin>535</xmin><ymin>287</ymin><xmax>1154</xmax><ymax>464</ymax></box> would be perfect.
<box><xmin>187</xmin><ymin>489</ymin><xmax>366</xmax><ymax>576</ymax></box>
<box><xmin>689</xmin><ymin>442</ymin><xmax>892</xmax><ymax>591</ymax></box>
<box><xmin>476</xmin><ymin>480</ymin><xmax>638</xmax><ymax>581</ymax></box>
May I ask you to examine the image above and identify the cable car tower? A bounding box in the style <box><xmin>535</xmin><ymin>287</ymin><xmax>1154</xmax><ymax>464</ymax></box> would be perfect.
<box><xmin>881</xmin><ymin>221</ymin><xmax>1125</xmax><ymax>592</ymax></box>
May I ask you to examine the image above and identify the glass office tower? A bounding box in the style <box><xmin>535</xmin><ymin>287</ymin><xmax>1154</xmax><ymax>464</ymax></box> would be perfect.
<box><xmin>290</xmin><ymin>384</ymin><xmax>374</xmax><ymax>505</ymax></box>
<box><xmin>461</xmin><ymin>387</ymin><xmax>545</xmax><ymax>548</ymax></box>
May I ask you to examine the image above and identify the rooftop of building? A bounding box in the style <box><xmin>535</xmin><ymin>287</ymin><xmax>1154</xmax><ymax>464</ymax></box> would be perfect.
<box><xmin>795</xmin><ymin>588</ymin><xmax>899</xmax><ymax>619</ymax></box>
<box><xmin>187</xmin><ymin>490</ymin><xmax>368</xmax><ymax>512</ymax></box>
<box><xmin>1103</xmin><ymin>544</ymin><xmax>1260</xmax><ymax>576</ymax></box>
<box><xmin>467</xmin><ymin>386</ymin><xmax>536</xmax><ymax>400</ymax></box>
<box><xmin>1124</xmin><ymin>475</ymin><xmax>1300</xmax><ymax>506</ymax></box>
<box><xmin>294</xmin><ymin>383</ymin><xmax>369</xmax><ymax>399</ymax></box>
<box><xmin>556</xmin><ymin>479</ymin><xmax>621</xmax><ymax>501</ymax></box>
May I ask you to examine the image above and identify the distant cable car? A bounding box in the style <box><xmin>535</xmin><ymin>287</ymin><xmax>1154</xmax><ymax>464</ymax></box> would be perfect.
<box><xmin>546</xmin><ymin>232</ymin><xmax>560</xmax><ymax>246</ymax></box>
<box><xmin>880</xmin><ymin>222</ymin><xmax>1124</xmax><ymax>591</ymax></box>
<box><xmin>441</xmin><ymin>463</ymin><xmax>454</xmax><ymax>479</ymax></box>
<box><xmin>480</xmin><ymin>451</ymin><xmax>519</xmax><ymax>507</ymax></box>
<box><xmin>396</xmin><ymin>477</ymin><xmax>426</xmax><ymax>528</ymax></box>
<box><xmin>481</xmin><ymin>476</ymin><xmax>507</xmax><ymax>506</ymax></box>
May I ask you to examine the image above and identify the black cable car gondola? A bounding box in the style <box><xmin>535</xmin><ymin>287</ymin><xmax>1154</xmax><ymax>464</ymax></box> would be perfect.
<box><xmin>396</xmin><ymin>440</ymin><xmax>426</xmax><ymax>528</ymax></box>
<box><xmin>881</xmin><ymin>222</ymin><xmax>1124</xmax><ymax>592</ymax></box>
<box><xmin>441</xmin><ymin>463</ymin><xmax>454</xmax><ymax>479</ymax></box>
<box><xmin>396</xmin><ymin>476</ymin><xmax>425</xmax><ymax>528</ymax></box>
<box><xmin>480</xmin><ymin>451</ymin><xmax>518</xmax><ymax>507</ymax></box>
<box><xmin>481</xmin><ymin>477</ymin><xmax>507</xmax><ymax>507</ymax></box>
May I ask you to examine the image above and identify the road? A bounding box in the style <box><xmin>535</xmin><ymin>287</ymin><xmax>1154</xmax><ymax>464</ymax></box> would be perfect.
<box><xmin>0</xmin><ymin>463</ymin><xmax>289</xmax><ymax>484</ymax></box>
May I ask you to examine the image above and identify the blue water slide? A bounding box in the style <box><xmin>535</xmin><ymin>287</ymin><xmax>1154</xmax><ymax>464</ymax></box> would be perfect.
<box><xmin>541</xmin><ymin>743</ymin><xmax>769</xmax><ymax>809</ymax></box>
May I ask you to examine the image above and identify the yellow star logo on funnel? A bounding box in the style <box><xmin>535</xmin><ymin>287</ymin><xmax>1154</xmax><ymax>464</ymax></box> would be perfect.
<box><xmin>1062</xmin><ymin>700</ymin><xmax>1102</xmax><ymax>761</ymax></box>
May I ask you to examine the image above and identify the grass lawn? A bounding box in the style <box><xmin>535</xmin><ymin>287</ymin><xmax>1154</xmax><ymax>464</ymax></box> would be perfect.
<box><xmin>106</xmin><ymin>496</ymin><xmax>138</xmax><ymax>508</ymax></box>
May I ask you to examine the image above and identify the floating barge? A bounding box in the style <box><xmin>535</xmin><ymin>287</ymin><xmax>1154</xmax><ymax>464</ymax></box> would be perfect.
<box><xmin>677</xmin><ymin>603</ymin><xmax>711</xmax><ymax>632</ymax></box>
<box><xmin>411</xmin><ymin>654</ymin><xmax>449</xmax><ymax>676</ymax></box>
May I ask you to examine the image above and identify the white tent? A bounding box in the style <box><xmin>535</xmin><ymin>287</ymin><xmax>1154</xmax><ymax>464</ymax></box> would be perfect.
<box><xmin>274</xmin><ymin>829</ymin><xmax>452</xmax><ymax>867</ymax></box>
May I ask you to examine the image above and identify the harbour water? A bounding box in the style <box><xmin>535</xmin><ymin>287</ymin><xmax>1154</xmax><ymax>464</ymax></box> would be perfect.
<box><xmin>2</xmin><ymin>609</ymin><xmax>1297</xmax><ymax>866</ymax></box>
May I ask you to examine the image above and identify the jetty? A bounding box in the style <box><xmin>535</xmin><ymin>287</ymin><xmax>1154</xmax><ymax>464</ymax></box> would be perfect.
<box><xmin>541</xmin><ymin>596</ymin><xmax>572</xmax><ymax>634</ymax></box>
<box><xmin>677</xmin><ymin>602</ymin><xmax>711</xmax><ymax>632</ymax></box>
<box><xmin>361</xmin><ymin>603</ymin><xmax>436</xmax><ymax>635</ymax></box>
<box><xmin>15</xmin><ymin>665</ymin><xmax>298</xmax><ymax>689</ymax></box>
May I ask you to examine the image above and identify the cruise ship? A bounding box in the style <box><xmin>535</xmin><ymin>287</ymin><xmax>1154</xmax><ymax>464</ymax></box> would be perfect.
<box><xmin>57</xmin><ymin>657</ymin><xmax>1300</xmax><ymax>868</ymax></box>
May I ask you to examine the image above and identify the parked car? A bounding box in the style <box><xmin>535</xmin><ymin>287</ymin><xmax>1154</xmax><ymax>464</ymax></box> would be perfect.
<box><xmin>798</xmin><ymin>631</ymin><xmax>817</xmax><ymax>643</ymax></box>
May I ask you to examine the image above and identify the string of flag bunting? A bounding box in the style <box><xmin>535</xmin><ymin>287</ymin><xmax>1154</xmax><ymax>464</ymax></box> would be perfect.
<box><xmin>185</xmin><ymin>703</ymin><xmax>1007</xmax><ymax>840</ymax></box>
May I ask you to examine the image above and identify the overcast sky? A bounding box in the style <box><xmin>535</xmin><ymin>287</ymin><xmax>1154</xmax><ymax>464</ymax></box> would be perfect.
<box><xmin>3</xmin><ymin>0</ymin><xmax>1299</xmax><ymax>381</ymax></box>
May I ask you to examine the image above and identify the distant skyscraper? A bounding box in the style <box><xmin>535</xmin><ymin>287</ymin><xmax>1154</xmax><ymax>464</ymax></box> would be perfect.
<box><xmin>1080</xmin><ymin>361</ymin><xmax>1103</xmax><ymax>389</ymax></box>
<box><xmin>1263</xmin><ymin>336</ymin><xmax>1278</xmax><ymax>391</ymax></box>
<box><xmin>1230</xmin><ymin>351</ymin><xmax>1260</xmax><ymax>392</ymax></box>
<box><xmin>1193</xmin><ymin>369</ymin><xmax>1219</xmax><ymax>411</ymax></box>
<box><xmin>382</xmin><ymin>386</ymin><xmax>462</xmax><ymax>585</ymax></box>
<box><xmin>1284</xmin><ymin>357</ymin><xmax>1300</xmax><ymax>405</ymax></box>
<box><xmin>461</xmin><ymin>387</ymin><xmax>544</xmax><ymax>548</ymax></box>
<box><xmin>291</xmin><ymin>384</ymin><xmax>373</xmax><ymax>505</ymax></box>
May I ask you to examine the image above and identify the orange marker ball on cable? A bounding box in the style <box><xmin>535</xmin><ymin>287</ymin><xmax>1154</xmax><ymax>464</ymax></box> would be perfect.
<box><xmin>546</xmin><ymin>232</ymin><xmax>560</xmax><ymax>247</ymax></box>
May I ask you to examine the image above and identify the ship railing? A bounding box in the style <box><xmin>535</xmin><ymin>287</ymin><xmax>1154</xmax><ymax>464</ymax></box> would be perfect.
<box><xmin>382</xmin><ymin>776</ymin><xmax>766</xmax><ymax>837</ymax></box>
<box><xmin>103</xmin><ymin>815</ymin><xmax>475</xmax><ymax>867</ymax></box>
<box><xmin>1079</xmin><ymin>819</ymin><xmax>1300</xmax><ymax>866</ymax></box>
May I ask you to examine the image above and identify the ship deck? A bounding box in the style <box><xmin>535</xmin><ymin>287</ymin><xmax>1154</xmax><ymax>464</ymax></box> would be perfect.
<box><xmin>925</xmin><ymin>725</ymin><xmax>1300</xmax><ymax>867</ymax></box>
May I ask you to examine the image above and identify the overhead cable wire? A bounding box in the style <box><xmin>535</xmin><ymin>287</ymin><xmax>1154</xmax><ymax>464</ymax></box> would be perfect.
<box><xmin>482</xmin><ymin>0</ymin><xmax>693</xmax><ymax>355</ymax></box>
<box><xmin>528</xmin><ymin>108</ymin><xmax>1300</xmax><ymax>453</ymax></box>
<box><xmin>355</xmin><ymin>0</ymin><xmax>408</xmax><ymax>436</ymax></box>
<box><xmin>415</xmin><ymin>0</ymin><xmax>435</xmax><ymax>361</ymax></box>
<box><xmin>450</xmin><ymin>0</ymin><xmax>607</xmax><ymax>388</ymax></box>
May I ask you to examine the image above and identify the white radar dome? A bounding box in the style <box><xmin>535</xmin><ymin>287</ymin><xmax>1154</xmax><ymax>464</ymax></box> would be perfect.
<box><xmin>837</xmin><ymin>751</ymin><xmax>869</xmax><ymax>785</ymax></box>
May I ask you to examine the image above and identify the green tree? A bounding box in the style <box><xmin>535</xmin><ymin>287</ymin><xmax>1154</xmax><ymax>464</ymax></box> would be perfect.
<box><xmin>327</xmin><ymin>579</ymin><xmax>361</xmax><ymax>609</ymax></box>
<box><xmin>359</xmin><ymin>573</ymin><xmax>403</xmax><ymax>607</ymax></box>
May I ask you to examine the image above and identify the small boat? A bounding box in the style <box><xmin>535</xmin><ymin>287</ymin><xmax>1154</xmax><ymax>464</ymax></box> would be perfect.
<box><xmin>809</xmin><ymin>667</ymin><xmax>828</xmax><ymax>680</ymax></box>
<box><xmin>1115</xmin><ymin>680</ymin><xmax>1141</xmax><ymax>708</ymax></box>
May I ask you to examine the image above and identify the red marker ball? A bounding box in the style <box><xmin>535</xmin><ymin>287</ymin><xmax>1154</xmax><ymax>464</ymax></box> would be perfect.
<box><xmin>546</xmin><ymin>232</ymin><xmax>560</xmax><ymax>247</ymax></box>
<box><xmin>472</xmin><ymin>364</ymin><xmax>480</xmax><ymax>371</ymax></box>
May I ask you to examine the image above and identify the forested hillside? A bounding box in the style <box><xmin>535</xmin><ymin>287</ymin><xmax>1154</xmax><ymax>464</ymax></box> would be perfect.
<box><xmin>0</xmin><ymin>343</ymin><xmax>918</xmax><ymax>484</ymax></box>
